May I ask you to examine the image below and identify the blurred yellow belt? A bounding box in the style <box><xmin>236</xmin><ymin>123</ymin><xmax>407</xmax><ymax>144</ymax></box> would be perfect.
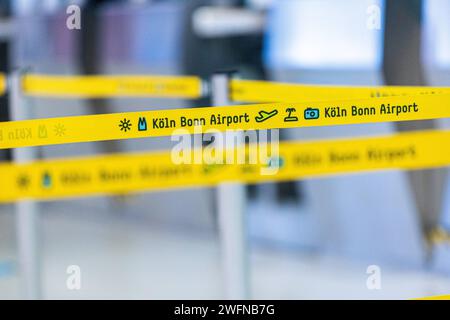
<box><xmin>2</xmin><ymin>94</ymin><xmax>450</xmax><ymax>149</ymax></box>
<box><xmin>230</xmin><ymin>79</ymin><xmax>450</xmax><ymax>102</ymax></box>
<box><xmin>0</xmin><ymin>73</ymin><xmax>6</xmax><ymax>95</ymax></box>
<box><xmin>1</xmin><ymin>129</ymin><xmax>450</xmax><ymax>203</ymax></box>
<box><xmin>22</xmin><ymin>74</ymin><xmax>204</xmax><ymax>99</ymax></box>
<box><xmin>12</xmin><ymin>75</ymin><xmax>450</xmax><ymax>101</ymax></box>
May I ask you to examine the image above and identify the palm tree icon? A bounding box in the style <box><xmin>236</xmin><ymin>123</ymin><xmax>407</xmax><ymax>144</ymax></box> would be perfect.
<box><xmin>284</xmin><ymin>108</ymin><xmax>298</xmax><ymax>122</ymax></box>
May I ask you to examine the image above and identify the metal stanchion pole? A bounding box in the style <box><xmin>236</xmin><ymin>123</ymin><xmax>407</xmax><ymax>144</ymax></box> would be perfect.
<box><xmin>10</xmin><ymin>70</ymin><xmax>41</xmax><ymax>299</ymax></box>
<box><xmin>211</xmin><ymin>72</ymin><xmax>249</xmax><ymax>299</ymax></box>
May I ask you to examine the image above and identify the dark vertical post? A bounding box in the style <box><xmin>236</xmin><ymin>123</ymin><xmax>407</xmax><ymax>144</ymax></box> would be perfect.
<box><xmin>0</xmin><ymin>0</ymin><xmax>10</xmax><ymax>160</ymax></box>
<box><xmin>79</xmin><ymin>0</ymin><xmax>118</xmax><ymax>154</ymax></box>
<box><xmin>383</xmin><ymin>0</ymin><xmax>444</xmax><ymax>236</ymax></box>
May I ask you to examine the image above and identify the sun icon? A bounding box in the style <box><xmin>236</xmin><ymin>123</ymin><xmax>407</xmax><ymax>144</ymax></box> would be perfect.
<box><xmin>119</xmin><ymin>118</ymin><xmax>132</xmax><ymax>132</ymax></box>
<box><xmin>54</xmin><ymin>124</ymin><xmax>66</xmax><ymax>137</ymax></box>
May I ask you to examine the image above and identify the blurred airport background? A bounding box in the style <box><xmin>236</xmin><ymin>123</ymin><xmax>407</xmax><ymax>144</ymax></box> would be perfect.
<box><xmin>1</xmin><ymin>0</ymin><xmax>450</xmax><ymax>299</ymax></box>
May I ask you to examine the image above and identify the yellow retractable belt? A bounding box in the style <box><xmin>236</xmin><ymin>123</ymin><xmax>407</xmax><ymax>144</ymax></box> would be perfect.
<box><xmin>415</xmin><ymin>294</ymin><xmax>450</xmax><ymax>300</ymax></box>
<box><xmin>22</xmin><ymin>74</ymin><xmax>204</xmax><ymax>99</ymax></box>
<box><xmin>230</xmin><ymin>79</ymin><xmax>450</xmax><ymax>103</ymax></box>
<box><xmin>1</xmin><ymin>94</ymin><xmax>450</xmax><ymax>149</ymax></box>
<box><xmin>428</xmin><ymin>227</ymin><xmax>450</xmax><ymax>246</ymax></box>
<box><xmin>0</xmin><ymin>73</ymin><xmax>6</xmax><ymax>95</ymax></box>
<box><xmin>1</xmin><ymin>129</ymin><xmax>450</xmax><ymax>203</ymax></box>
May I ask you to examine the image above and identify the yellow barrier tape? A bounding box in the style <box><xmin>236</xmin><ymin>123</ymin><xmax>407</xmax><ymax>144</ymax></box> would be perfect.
<box><xmin>1</xmin><ymin>129</ymin><xmax>450</xmax><ymax>203</ymax></box>
<box><xmin>415</xmin><ymin>294</ymin><xmax>450</xmax><ymax>300</ymax></box>
<box><xmin>0</xmin><ymin>73</ymin><xmax>6</xmax><ymax>95</ymax></box>
<box><xmin>2</xmin><ymin>94</ymin><xmax>450</xmax><ymax>149</ymax></box>
<box><xmin>230</xmin><ymin>79</ymin><xmax>450</xmax><ymax>103</ymax></box>
<box><xmin>428</xmin><ymin>227</ymin><xmax>450</xmax><ymax>246</ymax></box>
<box><xmin>22</xmin><ymin>74</ymin><xmax>204</xmax><ymax>99</ymax></box>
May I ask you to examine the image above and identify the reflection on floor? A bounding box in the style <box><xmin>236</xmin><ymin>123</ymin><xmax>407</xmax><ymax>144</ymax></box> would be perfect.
<box><xmin>0</xmin><ymin>200</ymin><xmax>450</xmax><ymax>300</ymax></box>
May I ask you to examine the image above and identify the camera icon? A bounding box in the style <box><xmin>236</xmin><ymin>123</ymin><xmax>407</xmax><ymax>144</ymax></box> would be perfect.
<box><xmin>304</xmin><ymin>108</ymin><xmax>320</xmax><ymax>120</ymax></box>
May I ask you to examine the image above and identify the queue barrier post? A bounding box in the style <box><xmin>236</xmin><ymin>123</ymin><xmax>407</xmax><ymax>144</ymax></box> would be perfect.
<box><xmin>10</xmin><ymin>70</ymin><xmax>42</xmax><ymax>300</ymax></box>
<box><xmin>211</xmin><ymin>72</ymin><xmax>250</xmax><ymax>300</ymax></box>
